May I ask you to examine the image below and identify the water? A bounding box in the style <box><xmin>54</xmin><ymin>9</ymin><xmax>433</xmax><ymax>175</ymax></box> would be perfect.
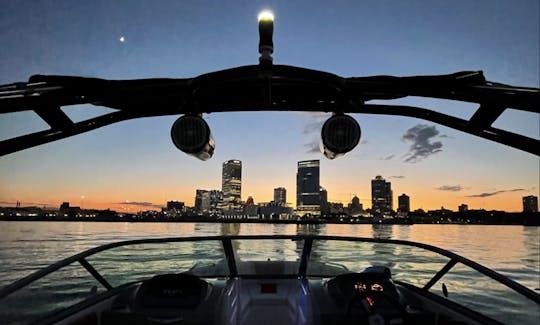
<box><xmin>0</xmin><ymin>222</ymin><xmax>538</xmax><ymax>324</ymax></box>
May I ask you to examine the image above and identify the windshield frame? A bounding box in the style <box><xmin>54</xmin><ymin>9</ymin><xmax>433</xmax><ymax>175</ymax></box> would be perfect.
<box><xmin>1</xmin><ymin>234</ymin><xmax>538</xmax><ymax>305</ymax></box>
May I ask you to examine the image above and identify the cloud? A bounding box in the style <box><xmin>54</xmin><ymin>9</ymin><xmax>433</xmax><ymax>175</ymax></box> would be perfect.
<box><xmin>302</xmin><ymin>113</ymin><xmax>328</xmax><ymax>153</ymax></box>
<box><xmin>436</xmin><ymin>185</ymin><xmax>464</xmax><ymax>192</ymax></box>
<box><xmin>302</xmin><ymin>112</ymin><xmax>328</xmax><ymax>134</ymax></box>
<box><xmin>388</xmin><ymin>175</ymin><xmax>405</xmax><ymax>179</ymax></box>
<box><xmin>379</xmin><ymin>154</ymin><xmax>394</xmax><ymax>160</ymax></box>
<box><xmin>439</xmin><ymin>134</ymin><xmax>453</xmax><ymax>139</ymax></box>
<box><xmin>115</xmin><ymin>201</ymin><xmax>162</xmax><ymax>208</ymax></box>
<box><xmin>0</xmin><ymin>201</ymin><xmax>54</xmax><ymax>206</ymax></box>
<box><xmin>304</xmin><ymin>141</ymin><xmax>321</xmax><ymax>154</ymax></box>
<box><xmin>466</xmin><ymin>188</ymin><xmax>526</xmax><ymax>198</ymax></box>
<box><xmin>303</xmin><ymin>120</ymin><xmax>325</xmax><ymax>135</ymax></box>
<box><xmin>402</xmin><ymin>124</ymin><xmax>443</xmax><ymax>163</ymax></box>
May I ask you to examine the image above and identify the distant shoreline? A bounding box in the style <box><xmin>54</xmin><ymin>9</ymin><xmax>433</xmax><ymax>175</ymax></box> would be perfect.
<box><xmin>0</xmin><ymin>216</ymin><xmax>538</xmax><ymax>226</ymax></box>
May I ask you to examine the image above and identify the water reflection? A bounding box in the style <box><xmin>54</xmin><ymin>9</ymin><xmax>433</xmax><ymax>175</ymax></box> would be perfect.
<box><xmin>396</xmin><ymin>224</ymin><xmax>411</xmax><ymax>240</ymax></box>
<box><xmin>220</xmin><ymin>223</ymin><xmax>241</xmax><ymax>261</ymax></box>
<box><xmin>371</xmin><ymin>224</ymin><xmax>393</xmax><ymax>239</ymax></box>
<box><xmin>371</xmin><ymin>224</ymin><xmax>396</xmax><ymax>269</ymax></box>
<box><xmin>522</xmin><ymin>227</ymin><xmax>540</xmax><ymax>290</ymax></box>
<box><xmin>296</xmin><ymin>224</ymin><xmax>323</xmax><ymax>261</ymax></box>
<box><xmin>296</xmin><ymin>223</ymin><xmax>322</xmax><ymax>235</ymax></box>
<box><xmin>220</xmin><ymin>223</ymin><xmax>240</xmax><ymax>236</ymax></box>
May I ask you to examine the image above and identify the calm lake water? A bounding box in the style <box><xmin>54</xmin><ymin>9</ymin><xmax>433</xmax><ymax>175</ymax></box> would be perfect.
<box><xmin>0</xmin><ymin>221</ymin><xmax>538</xmax><ymax>324</ymax></box>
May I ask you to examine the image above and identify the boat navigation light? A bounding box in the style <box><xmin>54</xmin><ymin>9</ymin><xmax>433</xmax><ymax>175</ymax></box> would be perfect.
<box><xmin>321</xmin><ymin>114</ymin><xmax>361</xmax><ymax>159</ymax></box>
<box><xmin>258</xmin><ymin>10</ymin><xmax>274</xmax><ymax>64</ymax></box>
<box><xmin>257</xmin><ymin>10</ymin><xmax>274</xmax><ymax>22</ymax></box>
<box><xmin>171</xmin><ymin>115</ymin><xmax>215</xmax><ymax>161</ymax></box>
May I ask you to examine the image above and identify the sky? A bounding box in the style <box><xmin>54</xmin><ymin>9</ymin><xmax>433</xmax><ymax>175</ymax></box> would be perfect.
<box><xmin>0</xmin><ymin>0</ymin><xmax>539</xmax><ymax>213</ymax></box>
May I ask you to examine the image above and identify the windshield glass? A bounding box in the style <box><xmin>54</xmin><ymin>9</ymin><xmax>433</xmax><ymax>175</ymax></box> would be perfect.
<box><xmin>0</xmin><ymin>1</ymin><xmax>538</xmax><ymax>324</ymax></box>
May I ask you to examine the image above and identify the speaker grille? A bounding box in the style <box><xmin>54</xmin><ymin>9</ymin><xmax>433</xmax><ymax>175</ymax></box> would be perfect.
<box><xmin>322</xmin><ymin>115</ymin><xmax>361</xmax><ymax>154</ymax></box>
<box><xmin>171</xmin><ymin>116</ymin><xmax>210</xmax><ymax>153</ymax></box>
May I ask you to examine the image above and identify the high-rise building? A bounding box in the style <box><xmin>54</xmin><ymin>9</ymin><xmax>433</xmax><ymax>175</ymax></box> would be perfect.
<box><xmin>296</xmin><ymin>160</ymin><xmax>321</xmax><ymax>214</ymax></box>
<box><xmin>166</xmin><ymin>201</ymin><xmax>185</xmax><ymax>217</ymax></box>
<box><xmin>523</xmin><ymin>195</ymin><xmax>538</xmax><ymax>212</ymax></box>
<box><xmin>348</xmin><ymin>196</ymin><xmax>363</xmax><ymax>215</ymax></box>
<box><xmin>195</xmin><ymin>190</ymin><xmax>211</xmax><ymax>213</ymax></box>
<box><xmin>320</xmin><ymin>187</ymin><xmax>328</xmax><ymax>206</ymax></box>
<box><xmin>222</xmin><ymin>160</ymin><xmax>242</xmax><ymax>210</ymax></box>
<box><xmin>274</xmin><ymin>187</ymin><xmax>286</xmax><ymax>206</ymax></box>
<box><xmin>398</xmin><ymin>194</ymin><xmax>410</xmax><ymax>213</ymax></box>
<box><xmin>319</xmin><ymin>187</ymin><xmax>329</xmax><ymax>215</ymax></box>
<box><xmin>167</xmin><ymin>201</ymin><xmax>184</xmax><ymax>211</ymax></box>
<box><xmin>209</xmin><ymin>190</ymin><xmax>223</xmax><ymax>213</ymax></box>
<box><xmin>458</xmin><ymin>204</ymin><xmax>469</xmax><ymax>212</ymax></box>
<box><xmin>371</xmin><ymin>175</ymin><xmax>393</xmax><ymax>215</ymax></box>
<box><xmin>245</xmin><ymin>196</ymin><xmax>255</xmax><ymax>206</ymax></box>
<box><xmin>59</xmin><ymin>202</ymin><xmax>70</xmax><ymax>212</ymax></box>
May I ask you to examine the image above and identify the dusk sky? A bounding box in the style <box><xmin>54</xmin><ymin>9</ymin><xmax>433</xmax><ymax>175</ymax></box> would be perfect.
<box><xmin>1</xmin><ymin>0</ymin><xmax>539</xmax><ymax>212</ymax></box>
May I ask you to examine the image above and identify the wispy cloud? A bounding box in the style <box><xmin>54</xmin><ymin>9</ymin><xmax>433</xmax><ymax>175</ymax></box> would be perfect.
<box><xmin>304</xmin><ymin>141</ymin><xmax>320</xmax><ymax>154</ymax></box>
<box><xmin>388</xmin><ymin>175</ymin><xmax>405</xmax><ymax>179</ymax></box>
<box><xmin>115</xmin><ymin>201</ymin><xmax>163</xmax><ymax>208</ymax></box>
<box><xmin>379</xmin><ymin>154</ymin><xmax>394</xmax><ymax>160</ymax></box>
<box><xmin>303</xmin><ymin>113</ymin><xmax>328</xmax><ymax>154</ymax></box>
<box><xmin>466</xmin><ymin>188</ymin><xmax>525</xmax><ymax>198</ymax></box>
<box><xmin>302</xmin><ymin>112</ymin><xmax>328</xmax><ymax>134</ymax></box>
<box><xmin>303</xmin><ymin>120</ymin><xmax>324</xmax><ymax>135</ymax></box>
<box><xmin>0</xmin><ymin>201</ymin><xmax>54</xmax><ymax>206</ymax></box>
<box><xmin>402</xmin><ymin>124</ymin><xmax>443</xmax><ymax>163</ymax></box>
<box><xmin>436</xmin><ymin>185</ymin><xmax>464</xmax><ymax>192</ymax></box>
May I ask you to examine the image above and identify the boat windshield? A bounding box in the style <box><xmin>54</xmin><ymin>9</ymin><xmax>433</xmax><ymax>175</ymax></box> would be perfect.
<box><xmin>0</xmin><ymin>236</ymin><xmax>538</xmax><ymax>324</ymax></box>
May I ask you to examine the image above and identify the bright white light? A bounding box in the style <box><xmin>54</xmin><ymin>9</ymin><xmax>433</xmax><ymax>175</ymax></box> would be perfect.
<box><xmin>258</xmin><ymin>10</ymin><xmax>274</xmax><ymax>22</ymax></box>
<box><xmin>119</xmin><ymin>36</ymin><xmax>125</xmax><ymax>43</ymax></box>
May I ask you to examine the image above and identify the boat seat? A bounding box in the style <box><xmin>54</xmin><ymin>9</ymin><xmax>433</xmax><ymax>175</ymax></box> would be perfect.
<box><xmin>134</xmin><ymin>273</ymin><xmax>210</xmax><ymax>309</ymax></box>
<box><xmin>101</xmin><ymin>273</ymin><xmax>212</xmax><ymax>325</ymax></box>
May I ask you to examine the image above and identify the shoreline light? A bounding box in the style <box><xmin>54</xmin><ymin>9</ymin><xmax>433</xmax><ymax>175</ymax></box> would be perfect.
<box><xmin>258</xmin><ymin>10</ymin><xmax>274</xmax><ymax>22</ymax></box>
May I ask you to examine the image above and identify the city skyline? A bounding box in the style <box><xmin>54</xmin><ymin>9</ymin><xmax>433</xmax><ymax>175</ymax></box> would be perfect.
<box><xmin>1</xmin><ymin>2</ymin><xmax>538</xmax><ymax>213</ymax></box>
<box><xmin>2</xmin><ymin>157</ymin><xmax>537</xmax><ymax>214</ymax></box>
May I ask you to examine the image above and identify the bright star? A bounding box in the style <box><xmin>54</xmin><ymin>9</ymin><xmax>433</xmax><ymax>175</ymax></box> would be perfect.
<box><xmin>119</xmin><ymin>36</ymin><xmax>125</xmax><ymax>43</ymax></box>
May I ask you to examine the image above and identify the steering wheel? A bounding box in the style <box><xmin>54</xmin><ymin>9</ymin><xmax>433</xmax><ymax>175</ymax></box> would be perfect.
<box><xmin>345</xmin><ymin>290</ymin><xmax>408</xmax><ymax>325</ymax></box>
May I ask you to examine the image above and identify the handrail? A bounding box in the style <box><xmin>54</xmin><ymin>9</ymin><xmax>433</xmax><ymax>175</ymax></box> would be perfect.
<box><xmin>0</xmin><ymin>235</ymin><xmax>538</xmax><ymax>305</ymax></box>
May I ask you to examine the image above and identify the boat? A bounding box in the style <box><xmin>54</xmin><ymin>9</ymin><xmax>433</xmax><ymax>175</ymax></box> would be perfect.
<box><xmin>1</xmin><ymin>10</ymin><xmax>539</xmax><ymax>325</ymax></box>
